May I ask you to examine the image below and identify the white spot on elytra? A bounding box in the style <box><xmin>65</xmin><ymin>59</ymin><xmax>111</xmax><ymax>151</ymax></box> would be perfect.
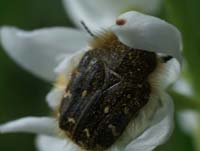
<box><xmin>64</xmin><ymin>91</ymin><xmax>71</xmax><ymax>98</ymax></box>
<box><xmin>81</xmin><ymin>90</ymin><xmax>87</xmax><ymax>97</ymax></box>
<box><xmin>67</xmin><ymin>117</ymin><xmax>76</xmax><ymax>124</ymax></box>
<box><xmin>104</xmin><ymin>106</ymin><xmax>110</xmax><ymax>114</ymax></box>
<box><xmin>83</xmin><ymin>128</ymin><xmax>90</xmax><ymax>137</ymax></box>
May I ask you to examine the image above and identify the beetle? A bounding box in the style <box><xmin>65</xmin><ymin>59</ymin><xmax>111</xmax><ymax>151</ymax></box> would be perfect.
<box><xmin>58</xmin><ymin>31</ymin><xmax>170</xmax><ymax>150</ymax></box>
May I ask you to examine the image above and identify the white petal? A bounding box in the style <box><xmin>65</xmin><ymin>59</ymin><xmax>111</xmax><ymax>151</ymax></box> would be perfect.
<box><xmin>54</xmin><ymin>48</ymin><xmax>88</xmax><ymax>75</ymax></box>
<box><xmin>125</xmin><ymin>92</ymin><xmax>174</xmax><ymax>151</ymax></box>
<box><xmin>0</xmin><ymin>117</ymin><xmax>58</xmax><ymax>136</ymax></box>
<box><xmin>160</xmin><ymin>58</ymin><xmax>181</xmax><ymax>87</ymax></box>
<box><xmin>36</xmin><ymin>135</ymin><xmax>80</xmax><ymax>151</ymax></box>
<box><xmin>0</xmin><ymin>27</ymin><xmax>89</xmax><ymax>81</ymax></box>
<box><xmin>46</xmin><ymin>88</ymin><xmax>65</xmax><ymax>110</ymax></box>
<box><xmin>149</xmin><ymin>58</ymin><xmax>181</xmax><ymax>90</ymax></box>
<box><xmin>111</xmin><ymin>11</ymin><xmax>182</xmax><ymax>64</ymax></box>
<box><xmin>63</xmin><ymin>0</ymin><xmax>162</xmax><ymax>31</ymax></box>
<box><xmin>177</xmin><ymin>110</ymin><xmax>199</xmax><ymax>135</ymax></box>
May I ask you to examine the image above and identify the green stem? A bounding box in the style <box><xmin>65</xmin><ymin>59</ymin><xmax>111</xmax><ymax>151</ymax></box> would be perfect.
<box><xmin>169</xmin><ymin>90</ymin><xmax>200</xmax><ymax>111</ymax></box>
<box><xmin>193</xmin><ymin>116</ymin><xmax>200</xmax><ymax>151</ymax></box>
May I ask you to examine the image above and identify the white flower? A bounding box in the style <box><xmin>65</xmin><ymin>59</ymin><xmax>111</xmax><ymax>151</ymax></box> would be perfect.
<box><xmin>63</xmin><ymin>0</ymin><xmax>163</xmax><ymax>31</ymax></box>
<box><xmin>0</xmin><ymin>2</ymin><xmax>181</xmax><ymax>151</ymax></box>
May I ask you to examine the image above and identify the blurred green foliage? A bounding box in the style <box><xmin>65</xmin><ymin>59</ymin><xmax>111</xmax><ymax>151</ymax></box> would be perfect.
<box><xmin>0</xmin><ymin>0</ymin><xmax>199</xmax><ymax>150</ymax></box>
<box><xmin>0</xmin><ymin>0</ymin><xmax>70</xmax><ymax>150</ymax></box>
<box><xmin>165</xmin><ymin>0</ymin><xmax>200</xmax><ymax>96</ymax></box>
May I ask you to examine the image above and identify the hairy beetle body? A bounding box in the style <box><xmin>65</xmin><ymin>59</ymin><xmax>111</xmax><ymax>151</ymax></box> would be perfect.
<box><xmin>59</xmin><ymin>33</ymin><xmax>158</xmax><ymax>150</ymax></box>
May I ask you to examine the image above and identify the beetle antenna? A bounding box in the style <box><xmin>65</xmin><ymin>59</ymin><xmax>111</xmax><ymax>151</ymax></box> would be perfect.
<box><xmin>81</xmin><ymin>21</ymin><xmax>96</xmax><ymax>37</ymax></box>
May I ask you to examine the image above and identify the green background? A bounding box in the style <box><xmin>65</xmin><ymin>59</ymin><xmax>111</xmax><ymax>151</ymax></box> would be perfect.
<box><xmin>0</xmin><ymin>0</ymin><xmax>199</xmax><ymax>150</ymax></box>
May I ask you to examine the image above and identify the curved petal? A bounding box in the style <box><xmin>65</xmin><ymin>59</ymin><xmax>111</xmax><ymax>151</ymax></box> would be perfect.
<box><xmin>0</xmin><ymin>27</ymin><xmax>89</xmax><ymax>81</ymax></box>
<box><xmin>63</xmin><ymin>0</ymin><xmax>162</xmax><ymax>31</ymax></box>
<box><xmin>160</xmin><ymin>58</ymin><xmax>181</xmax><ymax>88</ymax></box>
<box><xmin>46</xmin><ymin>88</ymin><xmax>65</xmax><ymax>110</ymax></box>
<box><xmin>150</xmin><ymin>58</ymin><xmax>181</xmax><ymax>90</ymax></box>
<box><xmin>54</xmin><ymin>48</ymin><xmax>88</xmax><ymax>75</ymax></box>
<box><xmin>0</xmin><ymin>117</ymin><xmax>58</xmax><ymax>136</ymax></box>
<box><xmin>125</xmin><ymin>92</ymin><xmax>174</xmax><ymax>151</ymax></box>
<box><xmin>111</xmin><ymin>11</ymin><xmax>182</xmax><ymax>64</ymax></box>
<box><xmin>36</xmin><ymin>135</ymin><xmax>80</xmax><ymax>151</ymax></box>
